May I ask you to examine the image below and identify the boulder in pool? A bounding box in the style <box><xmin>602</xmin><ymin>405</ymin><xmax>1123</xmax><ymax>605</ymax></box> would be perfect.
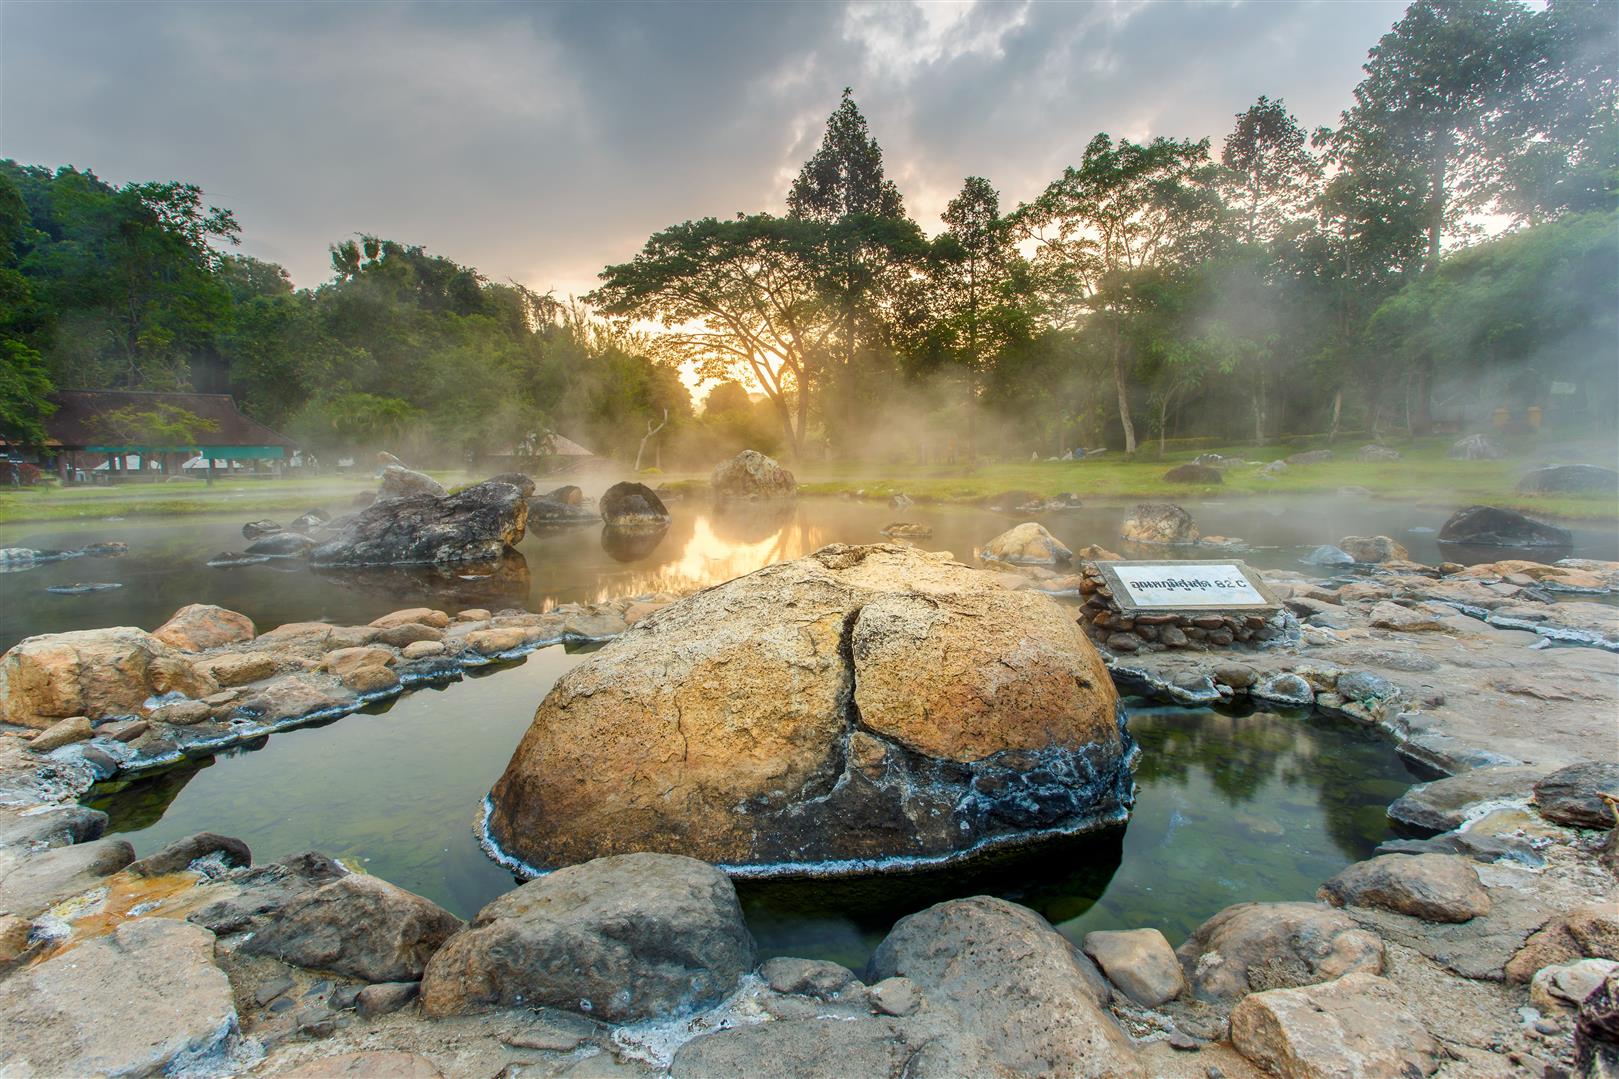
<box><xmin>1120</xmin><ymin>503</ymin><xmax>1197</xmax><ymax>546</ymax></box>
<box><xmin>978</xmin><ymin>522</ymin><xmax>1072</xmax><ymax>565</ymax></box>
<box><xmin>712</xmin><ymin>449</ymin><xmax>797</xmax><ymax>500</ymax></box>
<box><xmin>484</xmin><ymin>544</ymin><xmax>1132</xmax><ymax>870</ymax></box>
<box><xmin>377</xmin><ymin>464</ymin><xmax>446</xmax><ymax>501</ymax></box>
<box><xmin>1437</xmin><ymin>505</ymin><xmax>1572</xmax><ymax>549</ymax></box>
<box><xmin>0</xmin><ymin>627</ymin><xmax>214</xmax><ymax>728</ymax></box>
<box><xmin>311</xmin><ymin>479</ymin><xmax>528</xmax><ymax>566</ymax></box>
<box><xmin>242</xmin><ymin>519</ymin><xmax>282</xmax><ymax>540</ymax></box>
<box><xmin>245</xmin><ymin>531</ymin><xmax>318</xmax><ymax>558</ymax></box>
<box><xmin>599</xmin><ymin>481</ymin><xmax>671</xmax><ymax>529</ymax></box>
<box><xmin>527</xmin><ymin>484</ymin><xmax>599</xmax><ymax>526</ymax></box>
<box><xmin>1518</xmin><ymin>464</ymin><xmax>1619</xmax><ymax>497</ymax></box>
<box><xmin>1338</xmin><ymin>535</ymin><xmax>1409</xmax><ymax>563</ymax></box>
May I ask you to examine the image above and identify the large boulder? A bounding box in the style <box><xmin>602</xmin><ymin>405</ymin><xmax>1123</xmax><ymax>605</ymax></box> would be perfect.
<box><xmin>1437</xmin><ymin>505</ymin><xmax>1572</xmax><ymax>549</ymax></box>
<box><xmin>311</xmin><ymin>479</ymin><xmax>527</xmax><ymax>566</ymax></box>
<box><xmin>0</xmin><ymin>918</ymin><xmax>238</xmax><ymax>1077</ymax></box>
<box><xmin>1338</xmin><ymin>535</ymin><xmax>1409</xmax><ymax>563</ymax></box>
<box><xmin>420</xmin><ymin>853</ymin><xmax>752</xmax><ymax>1022</ymax></box>
<box><xmin>1175</xmin><ymin>901</ymin><xmax>1385</xmax><ymax>1003</ymax></box>
<box><xmin>152</xmin><ymin>603</ymin><xmax>256</xmax><ymax>651</ymax></box>
<box><xmin>978</xmin><ymin>522</ymin><xmax>1073</xmax><ymax>565</ymax></box>
<box><xmin>484</xmin><ymin>544</ymin><xmax>1131</xmax><ymax>870</ymax></box>
<box><xmin>526</xmin><ymin>484</ymin><xmax>599</xmax><ymax>526</ymax></box>
<box><xmin>0</xmin><ymin>627</ymin><xmax>213</xmax><ymax>728</ymax></box>
<box><xmin>1517</xmin><ymin>464</ymin><xmax>1619</xmax><ymax>496</ymax></box>
<box><xmin>599</xmin><ymin>481</ymin><xmax>671</xmax><ymax>529</ymax></box>
<box><xmin>1120</xmin><ymin>503</ymin><xmax>1197</xmax><ymax>546</ymax></box>
<box><xmin>242</xmin><ymin>871</ymin><xmax>462</xmax><ymax>981</ymax></box>
<box><xmin>1317</xmin><ymin>853</ymin><xmax>1490</xmax><ymax>923</ymax></box>
<box><xmin>869</xmin><ymin>896</ymin><xmax>1140</xmax><ymax>1078</ymax></box>
<box><xmin>712</xmin><ymin>449</ymin><xmax>797</xmax><ymax>500</ymax></box>
<box><xmin>1230</xmin><ymin>973</ymin><xmax>1440</xmax><ymax>1079</ymax></box>
<box><xmin>377</xmin><ymin>464</ymin><xmax>446</xmax><ymax>501</ymax></box>
<box><xmin>1535</xmin><ymin>762</ymin><xmax>1619</xmax><ymax>829</ymax></box>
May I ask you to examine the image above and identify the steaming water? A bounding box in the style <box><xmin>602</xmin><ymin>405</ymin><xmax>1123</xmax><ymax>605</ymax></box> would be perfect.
<box><xmin>4</xmin><ymin>494</ymin><xmax>1615</xmax><ymax>652</ymax></box>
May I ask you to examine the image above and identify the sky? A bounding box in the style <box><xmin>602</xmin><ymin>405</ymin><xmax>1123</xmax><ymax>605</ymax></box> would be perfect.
<box><xmin>3</xmin><ymin>0</ymin><xmax>1409</xmax><ymax>298</ymax></box>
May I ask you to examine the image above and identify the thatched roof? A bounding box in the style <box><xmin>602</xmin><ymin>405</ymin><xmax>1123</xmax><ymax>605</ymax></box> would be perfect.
<box><xmin>42</xmin><ymin>390</ymin><xmax>296</xmax><ymax>450</ymax></box>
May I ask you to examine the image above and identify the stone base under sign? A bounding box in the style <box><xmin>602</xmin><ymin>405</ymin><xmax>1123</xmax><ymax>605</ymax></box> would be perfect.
<box><xmin>1075</xmin><ymin>562</ymin><xmax>1294</xmax><ymax>652</ymax></box>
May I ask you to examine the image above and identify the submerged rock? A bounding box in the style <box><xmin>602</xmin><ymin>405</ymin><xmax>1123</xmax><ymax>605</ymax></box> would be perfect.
<box><xmin>485</xmin><ymin>544</ymin><xmax>1132</xmax><ymax>870</ymax></box>
<box><xmin>311</xmin><ymin>479</ymin><xmax>527</xmax><ymax>566</ymax></box>
<box><xmin>599</xmin><ymin>481</ymin><xmax>671</xmax><ymax>529</ymax></box>
<box><xmin>421</xmin><ymin>852</ymin><xmax>752</xmax><ymax>1022</ymax></box>
<box><xmin>1437</xmin><ymin>505</ymin><xmax>1572</xmax><ymax>549</ymax></box>
<box><xmin>712</xmin><ymin>449</ymin><xmax>797</xmax><ymax>500</ymax></box>
<box><xmin>242</xmin><ymin>519</ymin><xmax>283</xmax><ymax>539</ymax></box>
<box><xmin>1120</xmin><ymin>503</ymin><xmax>1197</xmax><ymax>546</ymax></box>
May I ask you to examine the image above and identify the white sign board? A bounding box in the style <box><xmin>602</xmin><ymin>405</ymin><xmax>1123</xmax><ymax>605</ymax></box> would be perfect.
<box><xmin>1097</xmin><ymin>560</ymin><xmax>1278</xmax><ymax>612</ymax></box>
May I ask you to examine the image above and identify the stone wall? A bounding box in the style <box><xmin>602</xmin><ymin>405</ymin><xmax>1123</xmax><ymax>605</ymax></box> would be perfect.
<box><xmin>1074</xmin><ymin>562</ymin><xmax>1293</xmax><ymax>653</ymax></box>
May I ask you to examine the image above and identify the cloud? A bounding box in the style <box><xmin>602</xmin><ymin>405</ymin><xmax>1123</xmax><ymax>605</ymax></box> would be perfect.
<box><xmin>1</xmin><ymin>0</ymin><xmax>1406</xmax><ymax>294</ymax></box>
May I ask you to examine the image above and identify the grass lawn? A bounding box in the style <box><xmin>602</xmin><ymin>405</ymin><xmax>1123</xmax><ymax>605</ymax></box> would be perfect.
<box><xmin>0</xmin><ymin>475</ymin><xmax>380</xmax><ymax>525</ymax></box>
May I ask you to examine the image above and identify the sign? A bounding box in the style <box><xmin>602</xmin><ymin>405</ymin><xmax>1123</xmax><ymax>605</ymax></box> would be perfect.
<box><xmin>1094</xmin><ymin>560</ymin><xmax>1279</xmax><ymax>613</ymax></box>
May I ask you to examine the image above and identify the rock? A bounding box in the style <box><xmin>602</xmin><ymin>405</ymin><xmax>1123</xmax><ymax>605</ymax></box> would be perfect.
<box><xmin>243</xmin><ymin>519</ymin><xmax>283</xmax><ymax>539</ymax></box>
<box><xmin>246</xmin><ymin>531</ymin><xmax>318</xmax><ymax>557</ymax></box>
<box><xmin>1437</xmin><ymin>505</ymin><xmax>1573</xmax><ymax>549</ymax></box>
<box><xmin>1335</xmin><ymin>670</ymin><xmax>1398</xmax><ymax>704</ymax></box>
<box><xmin>1164</xmin><ymin>464</ymin><xmax>1223</xmax><ymax>484</ymax></box>
<box><xmin>457</xmin><ymin>608</ymin><xmax>491</xmax><ymax>622</ymax></box>
<box><xmin>0</xmin><ymin>913</ymin><xmax>30</xmax><ymax>961</ymax></box>
<box><xmin>712</xmin><ymin>449</ymin><xmax>797</xmax><ymax>500</ymax></box>
<box><xmin>313</xmin><ymin>480</ymin><xmax>527</xmax><ymax>566</ymax></box>
<box><xmin>289</xmin><ymin>508</ymin><xmax>332</xmax><ymax>532</ymax></box>
<box><xmin>1175</xmin><ymin>901</ymin><xmax>1385</xmax><ymax>1003</ymax></box>
<box><xmin>191</xmin><ymin>651</ymin><xmax>279</xmax><ymax>687</ymax></box>
<box><xmin>1355</xmin><ymin>444</ymin><xmax>1401</xmax><ymax>461</ymax></box>
<box><xmin>1532</xmin><ymin>958</ymin><xmax>1619</xmax><ymax>1014</ymax></box>
<box><xmin>1575</xmin><ymin>969</ymin><xmax>1619</xmax><ymax>1077</ymax></box>
<box><xmin>277</xmin><ymin>1051</ymin><xmax>444</xmax><ymax>1078</ymax></box>
<box><xmin>378</xmin><ymin>464</ymin><xmax>446</xmax><ymax>501</ymax></box>
<box><xmin>868</xmin><ymin>976</ymin><xmax>921</xmax><ymax>1017</ymax></box>
<box><xmin>1518</xmin><ymin>464</ymin><xmax>1619</xmax><ymax>496</ymax></box>
<box><xmin>1448</xmin><ymin>433</ymin><xmax>1504</xmax><ymax>460</ymax></box>
<box><xmin>1533</xmin><ymin>762</ymin><xmax>1619</xmax><ymax>828</ymax></box>
<box><xmin>1301</xmin><ymin>545</ymin><xmax>1354</xmax><ymax>566</ymax></box>
<box><xmin>1284</xmin><ymin>449</ymin><xmax>1334</xmax><ymax>465</ymax></box>
<box><xmin>978</xmin><ymin>522</ymin><xmax>1073</xmax><ymax>565</ymax></box>
<box><xmin>483</xmin><ymin>472</ymin><xmax>537</xmax><ymax>497</ymax></box>
<box><xmin>0</xmin><ymin>835</ymin><xmax>134</xmax><ymax>916</ymax></box>
<box><xmin>527</xmin><ymin>492</ymin><xmax>600</xmax><ymax>525</ymax></box>
<box><xmin>128</xmin><ymin>832</ymin><xmax>252</xmax><ymax>877</ymax></box>
<box><xmin>0</xmin><ymin>918</ymin><xmax>237</xmax><ymax>1078</ymax></box>
<box><xmin>184</xmin><ymin>850</ymin><xmax>348</xmax><ymax>936</ymax></box>
<box><xmin>880</xmin><ymin>522</ymin><xmax>933</xmax><ymax>539</ymax></box>
<box><xmin>153</xmin><ymin>698</ymin><xmax>213</xmax><ymax>725</ymax></box>
<box><xmin>760</xmin><ymin>956</ymin><xmax>859</xmax><ymax>999</ymax></box>
<box><xmin>1338</xmin><ymin>535</ymin><xmax>1409</xmax><ymax>563</ymax></box>
<box><xmin>373</xmin><ymin>623</ymin><xmax>444</xmax><ymax>648</ymax></box>
<box><xmin>1121</xmin><ymin>503</ymin><xmax>1197</xmax><ymax>545</ymax></box>
<box><xmin>356</xmin><ymin>980</ymin><xmax>421</xmax><ymax>1017</ymax></box>
<box><xmin>0</xmin><ymin>626</ymin><xmax>213</xmax><ymax>727</ymax></box>
<box><xmin>28</xmin><ymin>714</ymin><xmax>93</xmax><ymax>751</ymax></box>
<box><xmin>1386</xmin><ymin>766</ymin><xmax>1544</xmax><ymax>834</ymax></box>
<box><xmin>371</xmin><ymin>607</ymin><xmax>451</xmax><ymax>630</ymax></box>
<box><xmin>1075</xmin><ymin>544</ymin><xmax>1123</xmax><ymax>562</ymax></box>
<box><xmin>0</xmin><ymin>804</ymin><xmax>107</xmax><ymax>850</ymax></box>
<box><xmin>485</xmin><ymin>544</ymin><xmax>1131</xmax><ymax>869</ymax></box>
<box><xmin>420</xmin><ymin>852</ymin><xmax>753</xmax><ymax>1022</ymax></box>
<box><xmin>599</xmin><ymin>482</ymin><xmax>671</xmax><ymax>529</ymax></box>
<box><xmin>671</xmin><ymin>1015</ymin><xmax>1006</xmax><ymax>1079</ymax></box>
<box><xmin>321</xmin><ymin>646</ymin><xmax>394</xmax><ymax>678</ymax></box>
<box><xmin>1366</xmin><ymin>601</ymin><xmax>1451</xmax><ymax>633</ymax></box>
<box><xmin>979</xmin><ymin>490</ymin><xmax>1043</xmax><ymax>514</ymax></box>
<box><xmin>1082</xmin><ymin>928</ymin><xmax>1185</xmax><ymax>1007</ymax></box>
<box><xmin>402</xmin><ymin>640</ymin><xmax>445</xmax><ymax>660</ymax></box>
<box><xmin>462</xmin><ymin>627</ymin><xmax>532</xmax><ymax>656</ymax></box>
<box><xmin>153</xmin><ymin>603</ymin><xmax>256</xmax><ymax>651</ymax></box>
<box><xmin>244</xmin><ymin>871</ymin><xmax>462</xmax><ymax>982</ymax></box>
<box><xmin>1506</xmin><ymin>904</ymin><xmax>1619</xmax><ymax>983</ymax></box>
<box><xmin>1318</xmin><ymin>853</ymin><xmax>1490</xmax><ymax>923</ymax></box>
<box><xmin>1229</xmin><ymin>972</ymin><xmax>1440</xmax><ymax>1079</ymax></box>
<box><xmin>1251</xmin><ymin>674</ymin><xmax>1315</xmax><ymax>709</ymax></box>
<box><xmin>869</xmin><ymin>896</ymin><xmax>1139</xmax><ymax>1078</ymax></box>
<box><xmin>1259</xmin><ymin>460</ymin><xmax>1288</xmax><ymax>477</ymax></box>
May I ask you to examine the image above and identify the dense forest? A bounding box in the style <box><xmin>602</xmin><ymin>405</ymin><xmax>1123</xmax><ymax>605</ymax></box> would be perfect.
<box><xmin>1</xmin><ymin>0</ymin><xmax>1614</xmax><ymax>466</ymax></box>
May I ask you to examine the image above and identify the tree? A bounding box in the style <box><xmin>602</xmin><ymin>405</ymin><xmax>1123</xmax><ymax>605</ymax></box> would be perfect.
<box><xmin>1015</xmin><ymin>134</ymin><xmax>1225</xmax><ymax>452</ymax></box>
<box><xmin>95</xmin><ymin>402</ymin><xmax>219</xmax><ymax>446</ymax></box>
<box><xmin>1222</xmin><ymin>97</ymin><xmax>1321</xmax><ymax>245</ymax></box>
<box><xmin>588</xmin><ymin>215</ymin><xmax>832</xmax><ymax>457</ymax></box>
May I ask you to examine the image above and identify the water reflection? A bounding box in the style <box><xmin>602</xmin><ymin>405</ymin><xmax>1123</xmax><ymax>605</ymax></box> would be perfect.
<box><xmin>312</xmin><ymin>552</ymin><xmax>532</xmax><ymax>610</ymax></box>
<box><xmin>600</xmin><ymin>524</ymin><xmax>670</xmax><ymax>563</ymax></box>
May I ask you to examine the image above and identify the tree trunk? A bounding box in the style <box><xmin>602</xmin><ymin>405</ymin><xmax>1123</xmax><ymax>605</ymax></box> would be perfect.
<box><xmin>1426</xmin><ymin>138</ymin><xmax>1448</xmax><ymax>269</ymax></box>
<box><xmin>1252</xmin><ymin>371</ymin><xmax>1267</xmax><ymax>446</ymax></box>
<box><xmin>1110</xmin><ymin>324</ymin><xmax>1136</xmax><ymax>454</ymax></box>
<box><xmin>1329</xmin><ymin>389</ymin><xmax>1343</xmax><ymax>442</ymax></box>
<box><xmin>1412</xmin><ymin>358</ymin><xmax>1434</xmax><ymax>435</ymax></box>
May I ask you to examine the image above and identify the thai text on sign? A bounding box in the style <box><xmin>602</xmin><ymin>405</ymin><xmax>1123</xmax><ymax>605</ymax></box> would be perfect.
<box><xmin>1103</xmin><ymin>561</ymin><xmax>1274</xmax><ymax>610</ymax></box>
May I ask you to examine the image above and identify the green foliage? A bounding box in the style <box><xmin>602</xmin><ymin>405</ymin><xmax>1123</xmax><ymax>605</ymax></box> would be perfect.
<box><xmin>94</xmin><ymin>403</ymin><xmax>219</xmax><ymax>447</ymax></box>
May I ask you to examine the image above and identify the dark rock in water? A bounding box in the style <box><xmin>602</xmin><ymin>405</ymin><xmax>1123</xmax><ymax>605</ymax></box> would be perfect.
<box><xmin>545</xmin><ymin>484</ymin><xmax>585</xmax><ymax>506</ymax></box>
<box><xmin>1121</xmin><ymin>503</ymin><xmax>1197</xmax><ymax>545</ymax></box>
<box><xmin>1437</xmin><ymin>505</ymin><xmax>1573</xmax><ymax>549</ymax></box>
<box><xmin>1448</xmin><ymin>433</ymin><xmax>1504</xmax><ymax>460</ymax></box>
<box><xmin>207</xmin><ymin>551</ymin><xmax>272</xmax><ymax>568</ymax></box>
<box><xmin>312</xmin><ymin>480</ymin><xmax>528</xmax><ymax>566</ymax></box>
<box><xmin>46</xmin><ymin>582</ymin><xmax>122</xmax><ymax>594</ymax></box>
<box><xmin>601</xmin><ymin>523</ymin><xmax>670</xmax><ymax>562</ymax></box>
<box><xmin>1302</xmin><ymin>544</ymin><xmax>1354</xmax><ymax>566</ymax></box>
<box><xmin>484</xmin><ymin>544</ymin><xmax>1132</xmax><ymax>871</ymax></box>
<box><xmin>1046</xmin><ymin>491</ymin><xmax>1084</xmax><ymax>510</ymax></box>
<box><xmin>242</xmin><ymin>519</ymin><xmax>283</xmax><ymax>540</ymax></box>
<box><xmin>1284</xmin><ymin>449</ymin><xmax>1333</xmax><ymax>465</ymax></box>
<box><xmin>1163</xmin><ymin>464</ymin><xmax>1222</xmax><ymax>484</ymax></box>
<box><xmin>600</xmin><ymin>481</ymin><xmax>671</xmax><ymax>529</ymax></box>
<box><xmin>482</xmin><ymin>472</ymin><xmax>536</xmax><ymax>497</ymax></box>
<box><xmin>245</xmin><ymin>532</ymin><xmax>318</xmax><ymax>558</ymax></box>
<box><xmin>1534</xmin><ymin>762</ymin><xmax>1619</xmax><ymax>829</ymax></box>
<box><xmin>1518</xmin><ymin>464</ymin><xmax>1619</xmax><ymax>496</ymax></box>
<box><xmin>420</xmin><ymin>853</ymin><xmax>753</xmax><ymax>1022</ymax></box>
<box><xmin>288</xmin><ymin>509</ymin><xmax>331</xmax><ymax>533</ymax></box>
<box><xmin>377</xmin><ymin>465</ymin><xmax>446</xmax><ymax>502</ymax></box>
<box><xmin>79</xmin><ymin>541</ymin><xmax>127</xmax><ymax>557</ymax></box>
<box><xmin>712</xmin><ymin>449</ymin><xmax>797</xmax><ymax>500</ymax></box>
<box><xmin>527</xmin><ymin>489</ymin><xmax>599</xmax><ymax>526</ymax></box>
<box><xmin>979</xmin><ymin>490</ymin><xmax>1043</xmax><ymax>514</ymax></box>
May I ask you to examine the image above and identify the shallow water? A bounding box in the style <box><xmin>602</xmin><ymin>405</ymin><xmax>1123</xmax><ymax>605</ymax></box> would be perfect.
<box><xmin>85</xmin><ymin>643</ymin><xmax>1420</xmax><ymax>968</ymax></box>
<box><xmin>5</xmin><ymin>492</ymin><xmax>1615</xmax><ymax>652</ymax></box>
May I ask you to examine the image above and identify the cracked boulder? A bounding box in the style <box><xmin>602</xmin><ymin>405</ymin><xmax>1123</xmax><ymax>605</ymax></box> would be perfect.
<box><xmin>311</xmin><ymin>479</ymin><xmax>527</xmax><ymax>566</ymax></box>
<box><xmin>485</xmin><ymin>543</ymin><xmax>1132</xmax><ymax>870</ymax></box>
